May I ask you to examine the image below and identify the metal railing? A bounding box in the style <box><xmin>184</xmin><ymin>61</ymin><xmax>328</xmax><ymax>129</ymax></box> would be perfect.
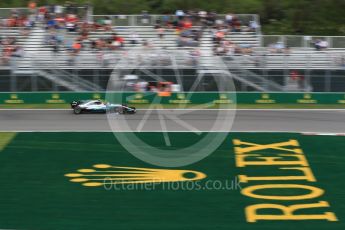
<box><xmin>0</xmin><ymin>7</ymin><xmax>258</xmax><ymax>25</ymax></box>
<box><xmin>0</xmin><ymin>6</ymin><xmax>92</xmax><ymax>22</ymax></box>
<box><xmin>91</xmin><ymin>14</ymin><xmax>259</xmax><ymax>27</ymax></box>
<box><xmin>2</xmin><ymin>49</ymin><xmax>344</xmax><ymax>70</ymax></box>
<box><xmin>260</xmin><ymin>35</ymin><xmax>345</xmax><ymax>49</ymax></box>
<box><xmin>225</xmin><ymin>51</ymin><xmax>345</xmax><ymax>70</ymax></box>
<box><xmin>1</xmin><ymin>49</ymin><xmax>345</xmax><ymax>92</ymax></box>
<box><xmin>0</xmin><ymin>8</ymin><xmax>29</xmax><ymax>18</ymax></box>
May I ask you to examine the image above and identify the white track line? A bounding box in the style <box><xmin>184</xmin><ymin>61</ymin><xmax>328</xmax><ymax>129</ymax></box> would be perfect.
<box><xmin>302</xmin><ymin>132</ymin><xmax>345</xmax><ymax>136</ymax></box>
<box><xmin>0</xmin><ymin>109</ymin><xmax>345</xmax><ymax>111</ymax></box>
<box><xmin>143</xmin><ymin>109</ymin><xmax>345</xmax><ymax>111</ymax></box>
<box><xmin>1</xmin><ymin>131</ymin><xmax>345</xmax><ymax>134</ymax></box>
<box><xmin>0</xmin><ymin>109</ymin><xmax>69</xmax><ymax>111</ymax></box>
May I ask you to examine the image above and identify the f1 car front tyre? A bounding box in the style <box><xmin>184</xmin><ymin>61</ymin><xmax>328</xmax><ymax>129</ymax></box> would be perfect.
<box><xmin>74</xmin><ymin>107</ymin><xmax>82</xmax><ymax>115</ymax></box>
<box><xmin>125</xmin><ymin>107</ymin><xmax>136</xmax><ymax>114</ymax></box>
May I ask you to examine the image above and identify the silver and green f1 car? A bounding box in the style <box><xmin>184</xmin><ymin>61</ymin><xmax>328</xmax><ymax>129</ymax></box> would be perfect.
<box><xmin>71</xmin><ymin>100</ymin><xmax>136</xmax><ymax>115</ymax></box>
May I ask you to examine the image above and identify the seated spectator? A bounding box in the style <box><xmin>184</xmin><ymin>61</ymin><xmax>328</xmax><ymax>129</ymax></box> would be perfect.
<box><xmin>225</xmin><ymin>13</ymin><xmax>233</xmax><ymax>25</ymax></box>
<box><xmin>130</xmin><ymin>31</ymin><xmax>140</xmax><ymax>45</ymax></box>
<box><xmin>11</xmin><ymin>9</ymin><xmax>19</xmax><ymax>19</ymax></box>
<box><xmin>206</xmin><ymin>12</ymin><xmax>216</xmax><ymax>27</ymax></box>
<box><xmin>231</xmin><ymin>16</ymin><xmax>242</xmax><ymax>32</ymax></box>
<box><xmin>65</xmin><ymin>14</ymin><xmax>78</xmax><ymax>32</ymax></box>
<box><xmin>55</xmin><ymin>14</ymin><xmax>65</xmax><ymax>24</ymax></box>
<box><xmin>240</xmin><ymin>44</ymin><xmax>254</xmax><ymax>55</ymax></box>
<box><xmin>25</xmin><ymin>14</ymin><xmax>35</xmax><ymax>27</ymax></box>
<box><xmin>28</xmin><ymin>1</ymin><xmax>37</xmax><ymax>14</ymax></box>
<box><xmin>72</xmin><ymin>41</ymin><xmax>82</xmax><ymax>54</ymax></box>
<box><xmin>110</xmin><ymin>40</ymin><xmax>121</xmax><ymax>50</ymax></box>
<box><xmin>249</xmin><ymin>20</ymin><xmax>259</xmax><ymax>32</ymax></box>
<box><xmin>7</xmin><ymin>16</ymin><xmax>17</xmax><ymax>27</ymax></box>
<box><xmin>90</xmin><ymin>39</ymin><xmax>97</xmax><ymax>51</ymax></box>
<box><xmin>38</xmin><ymin>6</ymin><xmax>47</xmax><ymax>22</ymax></box>
<box><xmin>198</xmin><ymin>10</ymin><xmax>207</xmax><ymax>27</ymax></box>
<box><xmin>154</xmin><ymin>19</ymin><xmax>161</xmax><ymax>29</ymax></box>
<box><xmin>162</xmin><ymin>14</ymin><xmax>171</xmax><ymax>27</ymax></box>
<box><xmin>314</xmin><ymin>39</ymin><xmax>328</xmax><ymax>51</ymax></box>
<box><xmin>290</xmin><ymin>70</ymin><xmax>305</xmax><ymax>89</ymax></box>
<box><xmin>142</xmin><ymin>39</ymin><xmax>152</xmax><ymax>48</ymax></box>
<box><xmin>111</xmin><ymin>33</ymin><xmax>125</xmax><ymax>47</ymax></box>
<box><xmin>11</xmin><ymin>45</ymin><xmax>24</xmax><ymax>58</ymax></box>
<box><xmin>46</xmin><ymin>17</ymin><xmax>57</xmax><ymax>29</ymax></box>
<box><xmin>224</xmin><ymin>41</ymin><xmax>236</xmax><ymax>56</ymax></box>
<box><xmin>81</xmin><ymin>28</ymin><xmax>89</xmax><ymax>39</ymax></box>
<box><xmin>214</xmin><ymin>44</ymin><xmax>226</xmax><ymax>56</ymax></box>
<box><xmin>54</xmin><ymin>4</ymin><xmax>64</xmax><ymax>15</ymax></box>
<box><xmin>95</xmin><ymin>38</ymin><xmax>106</xmax><ymax>50</ymax></box>
<box><xmin>214</xmin><ymin>30</ymin><xmax>225</xmax><ymax>44</ymax></box>
<box><xmin>103</xmin><ymin>16</ymin><xmax>112</xmax><ymax>31</ymax></box>
<box><xmin>189</xmin><ymin>48</ymin><xmax>200</xmax><ymax>65</ymax></box>
<box><xmin>268</xmin><ymin>41</ymin><xmax>286</xmax><ymax>53</ymax></box>
<box><xmin>0</xmin><ymin>37</ymin><xmax>18</xmax><ymax>65</ymax></box>
<box><xmin>183</xmin><ymin>19</ymin><xmax>193</xmax><ymax>30</ymax></box>
<box><xmin>175</xmin><ymin>10</ymin><xmax>185</xmax><ymax>21</ymax></box>
<box><xmin>177</xmin><ymin>35</ymin><xmax>198</xmax><ymax>47</ymax></box>
<box><xmin>20</xmin><ymin>17</ymin><xmax>34</xmax><ymax>37</ymax></box>
<box><xmin>156</xmin><ymin>26</ymin><xmax>165</xmax><ymax>39</ymax></box>
<box><xmin>313</xmin><ymin>39</ymin><xmax>321</xmax><ymax>50</ymax></box>
<box><xmin>215</xmin><ymin>19</ymin><xmax>224</xmax><ymax>27</ymax></box>
<box><xmin>141</xmin><ymin>11</ymin><xmax>150</xmax><ymax>24</ymax></box>
<box><xmin>191</xmin><ymin>29</ymin><xmax>202</xmax><ymax>41</ymax></box>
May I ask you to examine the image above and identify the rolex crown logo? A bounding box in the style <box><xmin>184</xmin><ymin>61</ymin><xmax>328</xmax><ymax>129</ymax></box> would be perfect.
<box><xmin>262</xmin><ymin>94</ymin><xmax>269</xmax><ymax>99</ymax></box>
<box><xmin>10</xmin><ymin>94</ymin><xmax>18</xmax><ymax>99</ymax></box>
<box><xmin>220</xmin><ymin>94</ymin><xmax>228</xmax><ymax>99</ymax></box>
<box><xmin>65</xmin><ymin>164</ymin><xmax>207</xmax><ymax>187</ymax></box>
<box><xmin>177</xmin><ymin>94</ymin><xmax>185</xmax><ymax>99</ymax></box>
<box><xmin>135</xmin><ymin>94</ymin><xmax>143</xmax><ymax>99</ymax></box>
<box><xmin>304</xmin><ymin>94</ymin><xmax>311</xmax><ymax>99</ymax></box>
<box><xmin>93</xmin><ymin>94</ymin><xmax>101</xmax><ymax>99</ymax></box>
<box><xmin>52</xmin><ymin>94</ymin><xmax>60</xmax><ymax>99</ymax></box>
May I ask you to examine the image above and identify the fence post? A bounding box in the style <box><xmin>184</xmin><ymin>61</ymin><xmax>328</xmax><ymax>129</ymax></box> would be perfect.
<box><xmin>325</xmin><ymin>69</ymin><xmax>331</xmax><ymax>92</ymax></box>
<box><xmin>129</xmin><ymin>15</ymin><xmax>134</xmax><ymax>26</ymax></box>
<box><xmin>328</xmin><ymin>36</ymin><xmax>333</xmax><ymax>48</ymax></box>
<box><xmin>259</xmin><ymin>35</ymin><xmax>263</xmax><ymax>47</ymax></box>
<box><xmin>31</xmin><ymin>73</ymin><xmax>38</xmax><ymax>91</ymax></box>
<box><xmin>111</xmin><ymin>15</ymin><xmax>115</xmax><ymax>26</ymax></box>
<box><xmin>87</xmin><ymin>5</ymin><xmax>93</xmax><ymax>22</ymax></box>
<box><xmin>10</xmin><ymin>71</ymin><xmax>16</xmax><ymax>92</ymax></box>
<box><xmin>282</xmin><ymin>35</ymin><xmax>286</xmax><ymax>46</ymax></box>
<box><xmin>152</xmin><ymin>15</ymin><xmax>157</xmax><ymax>26</ymax></box>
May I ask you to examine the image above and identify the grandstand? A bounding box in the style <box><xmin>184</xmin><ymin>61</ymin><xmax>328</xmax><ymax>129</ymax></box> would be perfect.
<box><xmin>0</xmin><ymin>6</ymin><xmax>345</xmax><ymax>92</ymax></box>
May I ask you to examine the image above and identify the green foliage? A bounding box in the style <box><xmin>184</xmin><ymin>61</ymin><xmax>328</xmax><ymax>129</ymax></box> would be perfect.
<box><xmin>0</xmin><ymin>0</ymin><xmax>343</xmax><ymax>35</ymax></box>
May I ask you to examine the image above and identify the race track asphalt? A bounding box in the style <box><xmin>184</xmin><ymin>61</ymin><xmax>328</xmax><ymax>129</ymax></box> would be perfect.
<box><xmin>0</xmin><ymin>109</ymin><xmax>344</xmax><ymax>133</ymax></box>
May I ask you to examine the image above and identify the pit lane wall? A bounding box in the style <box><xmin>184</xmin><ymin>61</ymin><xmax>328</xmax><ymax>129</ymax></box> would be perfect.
<box><xmin>1</xmin><ymin>92</ymin><xmax>345</xmax><ymax>105</ymax></box>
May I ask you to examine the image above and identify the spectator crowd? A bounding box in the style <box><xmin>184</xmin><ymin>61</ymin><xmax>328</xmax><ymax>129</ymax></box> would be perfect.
<box><xmin>2</xmin><ymin>3</ymin><xmax>344</xmax><ymax>69</ymax></box>
<box><xmin>0</xmin><ymin>7</ymin><xmax>35</xmax><ymax>65</ymax></box>
<box><xmin>1</xmin><ymin>1</ymin><xmax>263</xmax><ymax>67</ymax></box>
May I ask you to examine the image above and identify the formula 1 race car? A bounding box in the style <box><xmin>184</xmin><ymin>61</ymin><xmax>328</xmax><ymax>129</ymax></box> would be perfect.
<box><xmin>71</xmin><ymin>100</ymin><xmax>136</xmax><ymax>115</ymax></box>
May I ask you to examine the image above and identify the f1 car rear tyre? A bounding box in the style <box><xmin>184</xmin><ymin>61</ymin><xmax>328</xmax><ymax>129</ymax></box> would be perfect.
<box><xmin>115</xmin><ymin>107</ymin><xmax>124</xmax><ymax>114</ymax></box>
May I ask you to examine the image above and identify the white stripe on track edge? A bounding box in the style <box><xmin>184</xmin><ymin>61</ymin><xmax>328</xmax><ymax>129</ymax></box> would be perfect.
<box><xmin>1</xmin><ymin>131</ymin><xmax>345</xmax><ymax>134</ymax></box>
<box><xmin>0</xmin><ymin>109</ymin><xmax>345</xmax><ymax>111</ymax></box>
<box><xmin>302</xmin><ymin>132</ymin><xmax>345</xmax><ymax>136</ymax></box>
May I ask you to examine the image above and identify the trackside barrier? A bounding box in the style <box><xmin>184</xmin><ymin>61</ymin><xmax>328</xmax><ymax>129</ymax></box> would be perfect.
<box><xmin>1</xmin><ymin>92</ymin><xmax>345</xmax><ymax>105</ymax></box>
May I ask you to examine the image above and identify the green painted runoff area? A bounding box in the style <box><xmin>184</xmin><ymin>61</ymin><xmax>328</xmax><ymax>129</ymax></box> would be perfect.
<box><xmin>0</xmin><ymin>132</ymin><xmax>344</xmax><ymax>230</ymax></box>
